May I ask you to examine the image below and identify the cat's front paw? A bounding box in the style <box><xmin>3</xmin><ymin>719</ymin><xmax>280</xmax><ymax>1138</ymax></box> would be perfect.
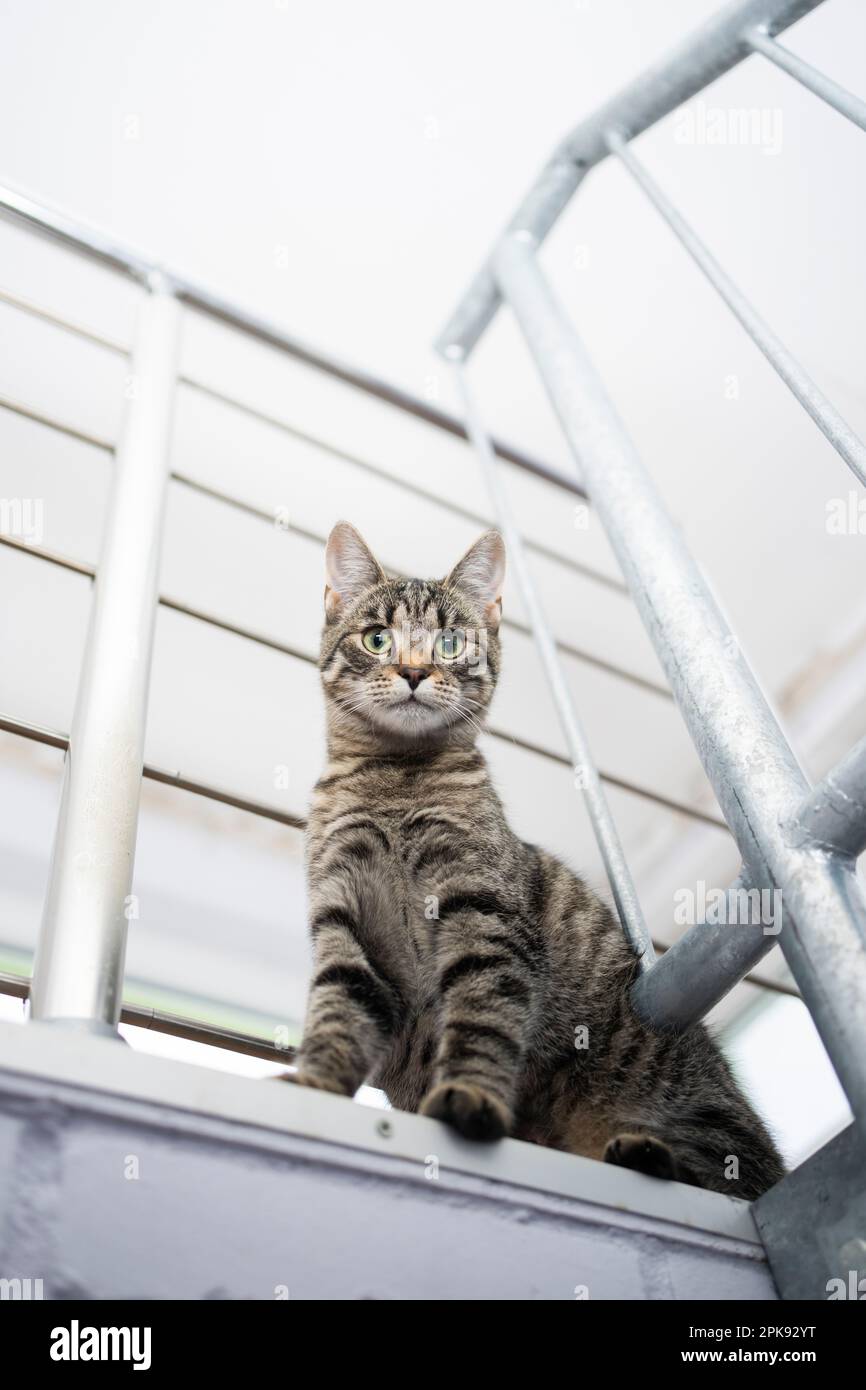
<box><xmin>276</xmin><ymin>1068</ymin><xmax>352</xmax><ymax>1096</ymax></box>
<box><xmin>420</xmin><ymin>1081</ymin><xmax>510</xmax><ymax>1141</ymax></box>
<box><xmin>604</xmin><ymin>1132</ymin><xmax>678</xmax><ymax>1180</ymax></box>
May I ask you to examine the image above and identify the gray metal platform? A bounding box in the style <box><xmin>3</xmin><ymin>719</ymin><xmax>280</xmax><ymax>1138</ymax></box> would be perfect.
<box><xmin>0</xmin><ymin>1021</ymin><xmax>776</xmax><ymax>1301</ymax></box>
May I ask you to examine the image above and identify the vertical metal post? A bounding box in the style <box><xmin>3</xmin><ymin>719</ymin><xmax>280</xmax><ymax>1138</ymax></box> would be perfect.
<box><xmin>453</xmin><ymin>363</ymin><xmax>655</xmax><ymax>969</ymax></box>
<box><xmin>30</xmin><ymin>278</ymin><xmax>181</xmax><ymax>1033</ymax></box>
<box><xmin>491</xmin><ymin>233</ymin><xmax>866</xmax><ymax>1127</ymax></box>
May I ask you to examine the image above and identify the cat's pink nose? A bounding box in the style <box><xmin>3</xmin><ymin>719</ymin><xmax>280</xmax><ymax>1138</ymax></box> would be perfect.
<box><xmin>398</xmin><ymin>666</ymin><xmax>429</xmax><ymax>691</ymax></box>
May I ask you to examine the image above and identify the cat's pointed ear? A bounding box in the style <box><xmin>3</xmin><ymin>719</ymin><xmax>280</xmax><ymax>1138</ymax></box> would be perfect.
<box><xmin>324</xmin><ymin>522</ymin><xmax>385</xmax><ymax>620</ymax></box>
<box><xmin>446</xmin><ymin>530</ymin><xmax>506</xmax><ymax>630</ymax></box>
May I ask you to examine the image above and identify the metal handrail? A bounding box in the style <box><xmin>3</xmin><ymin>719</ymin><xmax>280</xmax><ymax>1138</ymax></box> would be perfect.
<box><xmin>436</xmin><ymin>0</ymin><xmax>866</xmax><ymax>1141</ymax></box>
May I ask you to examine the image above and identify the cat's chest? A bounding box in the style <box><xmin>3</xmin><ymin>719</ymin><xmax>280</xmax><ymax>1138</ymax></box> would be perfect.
<box><xmin>315</xmin><ymin>759</ymin><xmax>485</xmax><ymax>821</ymax></box>
<box><xmin>307</xmin><ymin>752</ymin><xmax>497</xmax><ymax>899</ymax></box>
<box><xmin>317</xmin><ymin>791</ymin><xmax>476</xmax><ymax>847</ymax></box>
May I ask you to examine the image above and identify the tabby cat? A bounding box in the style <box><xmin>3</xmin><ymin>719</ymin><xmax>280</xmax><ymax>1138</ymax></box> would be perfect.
<box><xmin>293</xmin><ymin>521</ymin><xmax>784</xmax><ymax>1199</ymax></box>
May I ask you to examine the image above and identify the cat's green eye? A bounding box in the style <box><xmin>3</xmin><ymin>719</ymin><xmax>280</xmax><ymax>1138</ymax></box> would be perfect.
<box><xmin>362</xmin><ymin>627</ymin><xmax>393</xmax><ymax>657</ymax></box>
<box><xmin>434</xmin><ymin>629</ymin><xmax>465</xmax><ymax>662</ymax></box>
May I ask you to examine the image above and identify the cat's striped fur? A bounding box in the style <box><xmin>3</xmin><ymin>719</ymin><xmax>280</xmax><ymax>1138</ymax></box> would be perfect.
<box><xmin>295</xmin><ymin>522</ymin><xmax>785</xmax><ymax>1198</ymax></box>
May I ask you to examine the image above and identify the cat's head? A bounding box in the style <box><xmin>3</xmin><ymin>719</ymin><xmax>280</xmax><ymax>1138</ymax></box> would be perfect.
<box><xmin>319</xmin><ymin>521</ymin><xmax>505</xmax><ymax>750</ymax></box>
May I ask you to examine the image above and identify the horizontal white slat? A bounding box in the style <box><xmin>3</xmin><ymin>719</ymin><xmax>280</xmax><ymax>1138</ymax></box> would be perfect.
<box><xmin>495</xmin><ymin>628</ymin><xmax>715</xmax><ymax>811</ymax></box>
<box><xmin>0</xmin><ymin>544</ymin><xmax>89</xmax><ymax>731</ymax></box>
<box><xmin>0</xmin><ymin>733</ymin><xmax>63</xmax><ymax>970</ymax></box>
<box><xmin>0</xmin><ymin>414</ymin><xmax>710</xmax><ymax>814</ymax></box>
<box><xmin>0</xmin><ymin>247</ymin><xmax>624</xmax><ymax>596</ymax></box>
<box><xmin>0</xmin><ymin>722</ymin><xmax>742</xmax><ymax>1040</ymax></box>
<box><xmin>127</xmin><ymin>777</ymin><xmax>310</xmax><ymax>1027</ymax></box>
<box><xmin>0</xmin><ymin>227</ymin><xmax>625</xmax><ymax>596</ymax></box>
<box><xmin>178</xmin><ymin>307</ymin><xmax>625</xmax><ymax>584</ymax></box>
<box><xmin>153</xmin><ymin>606</ymin><xmax>711</xmax><ymax>919</ymax></box>
<box><xmin>0</xmin><ymin>733</ymin><xmax>310</xmax><ymax>1032</ymax></box>
<box><xmin>0</xmin><ymin>546</ymin><xmax>717</xmax><ymax>929</ymax></box>
<box><xmin>0</xmin><ymin>212</ymin><xmax>142</xmax><ymax>348</ymax></box>
<box><xmin>162</xmin><ymin>482</ymin><xmax>707</xmax><ymax>810</ymax></box>
<box><xmin>0</xmin><ymin>298</ymin><xmax>127</xmax><ymax>444</ymax></box>
<box><xmin>161</xmin><ymin>483</ymin><xmax>709</xmax><ymax>811</ymax></box>
<box><xmin>0</xmin><ymin>334</ymin><xmax>664</xmax><ymax>691</ymax></box>
<box><xmin>147</xmin><ymin>604</ymin><xmax>323</xmax><ymax>819</ymax></box>
<box><xmin>0</xmin><ymin>405</ymin><xmax>111</xmax><ymax>556</ymax></box>
<box><xmin>170</xmin><ymin>381</ymin><xmax>666</xmax><ymax>687</ymax></box>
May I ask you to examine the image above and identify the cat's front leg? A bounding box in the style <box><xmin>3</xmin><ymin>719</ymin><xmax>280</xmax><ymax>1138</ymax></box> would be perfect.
<box><xmin>294</xmin><ymin>881</ymin><xmax>406</xmax><ymax>1097</ymax></box>
<box><xmin>419</xmin><ymin>889</ymin><xmax>541</xmax><ymax>1141</ymax></box>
